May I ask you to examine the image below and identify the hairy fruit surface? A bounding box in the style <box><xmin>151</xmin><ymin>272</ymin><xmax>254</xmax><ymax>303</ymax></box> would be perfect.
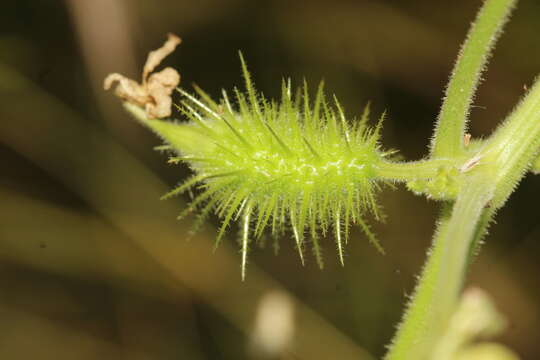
<box><xmin>133</xmin><ymin>56</ymin><xmax>390</xmax><ymax>278</ymax></box>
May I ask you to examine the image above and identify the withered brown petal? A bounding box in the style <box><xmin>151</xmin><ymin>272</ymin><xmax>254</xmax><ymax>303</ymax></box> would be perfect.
<box><xmin>104</xmin><ymin>34</ymin><xmax>181</xmax><ymax>119</ymax></box>
<box><xmin>103</xmin><ymin>73</ymin><xmax>150</xmax><ymax>106</ymax></box>
<box><xmin>142</xmin><ymin>34</ymin><xmax>182</xmax><ymax>82</ymax></box>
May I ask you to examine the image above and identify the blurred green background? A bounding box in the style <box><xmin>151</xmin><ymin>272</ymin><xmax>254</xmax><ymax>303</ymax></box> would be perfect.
<box><xmin>1</xmin><ymin>0</ymin><xmax>539</xmax><ymax>359</ymax></box>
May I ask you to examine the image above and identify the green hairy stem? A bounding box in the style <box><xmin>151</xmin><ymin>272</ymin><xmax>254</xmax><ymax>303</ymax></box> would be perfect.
<box><xmin>386</xmin><ymin>0</ymin><xmax>538</xmax><ymax>359</ymax></box>
<box><xmin>430</xmin><ymin>0</ymin><xmax>516</xmax><ymax>159</ymax></box>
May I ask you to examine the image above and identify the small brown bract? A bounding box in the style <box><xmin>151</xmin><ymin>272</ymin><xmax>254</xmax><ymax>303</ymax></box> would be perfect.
<box><xmin>104</xmin><ymin>33</ymin><xmax>181</xmax><ymax>118</ymax></box>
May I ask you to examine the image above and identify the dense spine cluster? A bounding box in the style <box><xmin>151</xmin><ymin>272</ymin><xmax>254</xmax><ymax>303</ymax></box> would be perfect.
<box><xmin>145</xmin><ymin>56</ymin><xmax>389</xmax><ymax>277</ymax></box>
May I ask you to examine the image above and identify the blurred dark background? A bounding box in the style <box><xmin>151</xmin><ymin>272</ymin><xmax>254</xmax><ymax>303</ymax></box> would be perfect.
<box><xmin>1</xmin><ymin>0</ymin><xmax>539</xmax><ymax>359</ymax></box>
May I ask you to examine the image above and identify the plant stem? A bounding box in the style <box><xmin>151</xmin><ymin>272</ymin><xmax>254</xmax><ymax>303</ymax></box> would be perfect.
<box><xmin>384</xmin><ymin>178</ymin><xmax>494</xmax><ymax>360</ymax></box>
<box><xmin>482</xmin><ymin>76</ymin><xmax>540</xmax><ymax>206</ymax></box>
<box><xmin>430</xmin><ymin>0</ymin><xmax>516</xmax><ymax>159</ymax></box>
<box><xmin>374</xmin><ymin>159</ymin><xmax>454</xmax><ymax>182</ymax></box>
<box><xmin>467</xmin><ymin>78</ymin><xmax>540</xmax><ymax>259</ymax></box>
<box><xmin>385</xmin><ymin>68</ymin><xmax>540</xmax><ymax>360</ymax></box>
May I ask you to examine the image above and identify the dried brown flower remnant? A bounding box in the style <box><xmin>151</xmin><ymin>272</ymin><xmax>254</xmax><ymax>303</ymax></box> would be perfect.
<box><xmin>104</xmin><ymin>33</ymin><xmax>181</xmax><ymax>118</ymax></box>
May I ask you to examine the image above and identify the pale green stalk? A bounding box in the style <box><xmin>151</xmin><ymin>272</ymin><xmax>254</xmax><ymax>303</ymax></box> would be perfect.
<box><xmin>386</xmin><ymin>76</ymin><xmax>540</xmax><ymax>359</ymax></box>
<box><xmin>375</xmin><ymin>159</ymin><xmax>454</xmax><ymax>182</ymax></box>
<box><xmin>384</xmin><ymin>0</ymin><xmax>540</xmax><ymax>358</ymax></box>
<box><xmin>482</xmin><ymin>77</ymin><xmax>540</xmax><ymax>206</ymax></box>
<box><xmin>430</xmin><ymin>0</ymin><xmax>516</xmax><ymax>158</ymax></box>
<box><xmin>384</xmin><ymin>180</ymin><xmax>494</xmax><ymax>359</ymax></box>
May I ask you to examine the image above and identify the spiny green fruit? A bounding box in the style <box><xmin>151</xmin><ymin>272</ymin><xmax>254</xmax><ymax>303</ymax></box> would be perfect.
<box><xmin>130</xmin><ymin>55</ymin><xmax>392</xmax><ymax>279</ymax></box>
